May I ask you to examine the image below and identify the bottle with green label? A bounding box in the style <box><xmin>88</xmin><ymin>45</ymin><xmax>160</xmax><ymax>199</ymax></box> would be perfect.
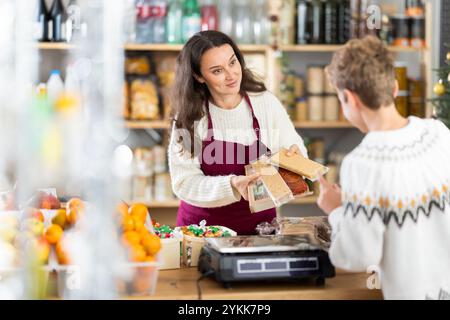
<box><xmin>182</xmin><ymin>0</ymin><xmax>201</xmax><ymax>43</ymax></box>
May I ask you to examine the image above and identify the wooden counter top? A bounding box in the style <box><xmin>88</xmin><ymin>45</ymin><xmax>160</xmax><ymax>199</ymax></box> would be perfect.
<box><xmin>131</xmin><ymin>267</ymin><xmax>383</xmax><ymax>300</ymax></box>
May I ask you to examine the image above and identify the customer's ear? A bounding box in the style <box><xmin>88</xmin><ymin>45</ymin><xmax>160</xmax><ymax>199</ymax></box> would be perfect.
<box><xmin>393</xmin><ymin>80</ymin><xmax>399</xmax><ymax>99</ymax></box>
<box><xmin>193</xmin><ymin>73</ymin><xmax>205</xmax><ymax>84</ymax></box>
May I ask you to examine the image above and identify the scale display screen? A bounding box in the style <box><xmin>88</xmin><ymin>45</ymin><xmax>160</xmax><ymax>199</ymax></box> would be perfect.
<box><xmin>237</xmin><ymin>257</ymin><xmax>319</xmax><ymax>274</ymax></box>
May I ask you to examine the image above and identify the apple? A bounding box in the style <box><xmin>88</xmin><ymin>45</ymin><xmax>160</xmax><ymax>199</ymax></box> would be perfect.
<box><xmin>22</xmin><ymin>207</ymin><xmax>44</xmax><ymax>223</ymax></box>
<box><xmin>40</xmin><ymin>194</ymin><xmax>61</xmax><ymax>210</ymax></box>
<box><xmin>21</xmin><ymin>218</ymin><xmax>45</xmax><ymax>237</ymax></box>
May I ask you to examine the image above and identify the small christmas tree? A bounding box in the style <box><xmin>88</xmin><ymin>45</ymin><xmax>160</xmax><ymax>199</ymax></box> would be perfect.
<box><xmin>431</xmin><ymin>46</ymin><xmax>450</xmax><ymax>128</ymax></box>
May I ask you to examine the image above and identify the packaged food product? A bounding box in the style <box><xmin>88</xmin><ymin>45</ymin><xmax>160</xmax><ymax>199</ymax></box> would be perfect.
<box><xmin>269</xmin><ymin>147</ymin><xmax>328</xmax><ymax>181</ymax></box>
<box><xmin>130</xmin><ymin>78</ymin><xmax>160</xmax><ymax>120</ymax></box>
<box><xmin>125</xmin><ymin>56</ymin><xmax>151</xmax><ymax>75</ymax></box>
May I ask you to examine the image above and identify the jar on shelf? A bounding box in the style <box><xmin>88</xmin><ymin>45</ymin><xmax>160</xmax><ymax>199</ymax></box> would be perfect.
<box><xmin>296</xmin><ymin>97</ymin><xmax>308</xmax><ymax>122</ymax></box>
<box><xmin>307</xmin><ymin>66</ymin><xmax>325</xmax><ymax>95</ymax></box>
<box><xmin>308</xmin><ymin>95</ymin><xmax>324</xmax><ymax>121</ymax></box>
<box><xmin>324</xmin><ymin>95</ymin><xmax>339</xmax><ymax>121</ymax></box>
<box><xmin>394</xmin><ymin>62</ymin><xmax>408</xmax><ymax>91</ymax></box>
<box><xmin>395</xmin><ymin>91</ymin><xmax>409</xmax><ymax>117</ymax></box>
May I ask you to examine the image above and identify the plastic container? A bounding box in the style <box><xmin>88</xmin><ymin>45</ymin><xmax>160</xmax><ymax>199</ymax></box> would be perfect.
<box><xmin>54</xmin><ymin>260</ymin><xmax>160</xmax><ymax>297</ymax></box>
<box><xmin>47</xmin><ymin>70</ymin><xmax>64</xmax><ymax>106</ymax></box>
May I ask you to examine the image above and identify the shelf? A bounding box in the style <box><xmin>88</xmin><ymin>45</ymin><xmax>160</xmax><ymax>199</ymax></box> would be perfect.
<box><xmin>36</xmin><ymin>42</ymin><xmax>268</xmax><ymax>52</ymax></box>
<box><xmin>37</xmin><ymin>42</ymin><xmax>75</xmax><ymax>50</ymax></box>
<box><xmin>37</xmin><ymin>42</ymin><xmax>424</xmax><ymax>53</ymax></box>
<box><xmin>294</xmin><ymin>121</ymin><xmax>353</xmax><ymax>129</ymax></box>
<box><xmin>124</xmin><ymin>120</ymin><xmax>170</xmax><ymax>129</ymax></box>
<box><xmin>280</xmin><ymin>44</ymin><xmax>425</xmax><ymax>53</ymax></box>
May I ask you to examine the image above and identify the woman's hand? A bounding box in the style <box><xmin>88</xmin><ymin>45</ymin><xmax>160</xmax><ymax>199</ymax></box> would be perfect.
<box><xmin>317</xmin><ymin>175</ymin><xmax>342</xmax><ymax>215</ymax></box>
<box><xmin>286</xmin><ymin>144</ymin><xmax>301</xmax><ymax>157</ymax></box>
<box><xmin>231</xmin><ymin>173</ymin><xmax>261</xmax><ymax>201</ymax></box>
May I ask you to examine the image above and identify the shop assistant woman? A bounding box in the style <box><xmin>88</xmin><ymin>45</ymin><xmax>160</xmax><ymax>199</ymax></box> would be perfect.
<box><xmin>168</xmin><ymin>31</ymin><xmax>308</xmax><ymax>235</ymax></box>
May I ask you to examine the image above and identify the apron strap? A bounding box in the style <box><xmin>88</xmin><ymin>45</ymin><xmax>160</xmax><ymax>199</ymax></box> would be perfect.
<box><xmin>205</xmin><ymin>92</ymin><xmax>262</xmax><ymax>142</ymax></box>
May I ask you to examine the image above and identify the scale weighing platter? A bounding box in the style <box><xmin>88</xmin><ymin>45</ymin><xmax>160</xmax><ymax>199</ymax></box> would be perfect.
<box><xmin>205</xmin><ymin>234</ymin><xmax>323</xmax><ymax>254</ymax></box>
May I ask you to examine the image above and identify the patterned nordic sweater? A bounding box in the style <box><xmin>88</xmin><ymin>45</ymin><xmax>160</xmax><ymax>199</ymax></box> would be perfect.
<box><xmin>328</xmin><ymin>116</ymin><xmax>450</xmax><ymax>300</ymax></box>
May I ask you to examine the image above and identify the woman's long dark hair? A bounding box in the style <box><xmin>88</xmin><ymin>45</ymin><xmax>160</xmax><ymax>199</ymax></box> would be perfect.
<box><xmin>170</xmin><ymin>31</ymin><xmax>266</xmax><ymax>157</ymax></box>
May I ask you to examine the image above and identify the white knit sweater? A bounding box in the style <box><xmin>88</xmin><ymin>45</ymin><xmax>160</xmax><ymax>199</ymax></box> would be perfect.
<box><xmin>168</xmin><ymin>90</ymin><xmax>308</xmax><ymax>208</ymax></box>
<box><xmin>328</xmin><ymin>116</ymin><xmax>450</xmax><ymax>300</ymax></box>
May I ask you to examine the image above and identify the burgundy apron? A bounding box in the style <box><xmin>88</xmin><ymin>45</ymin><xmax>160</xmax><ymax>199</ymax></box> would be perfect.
<box><xmin>176</xmin><ymin>93</ymin><xmax>276</xmax><ymax>235</ymax></box>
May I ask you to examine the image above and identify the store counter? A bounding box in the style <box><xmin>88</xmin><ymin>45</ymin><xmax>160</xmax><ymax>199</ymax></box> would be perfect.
<box><xmin>130</xmin><ymin>267</ymin><xmax>383</xmax><ymax>300</ymax></box>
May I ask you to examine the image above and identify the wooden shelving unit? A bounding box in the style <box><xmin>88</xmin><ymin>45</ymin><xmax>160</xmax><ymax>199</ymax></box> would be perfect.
<box><xmin>37</xmin><ymin>42</ymin><xmax>426</xmax><ymax>53</ymax></box>
<box><xmin>280</xmin><ymin>44</ymin><xmax>426</xmax><ymax>53</ymax></box>
<box><xmin>125</xmin><ymin>120</ymin><xmax>170</xmax><ymax>129</ymax></box>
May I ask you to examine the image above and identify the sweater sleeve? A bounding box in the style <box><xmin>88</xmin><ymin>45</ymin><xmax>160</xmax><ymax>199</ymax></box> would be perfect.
<box><xmin>168</xmin><ymin>123</ymin><xmax>242</xmax><ymax>208</ymax></box>
<box><xmin>265</xmin><ymin>91</ymin><xmax>308</xmax><ymax>158</ymax></box>
<box><xmin>327</xmin><ymin>156</ymin><xmax>386</xmax><ymax>272</ymax></box>
<box><xmin>327</xmin><ymin>205</ymin><xmax>385</xmax><ymax>272</ymax></box>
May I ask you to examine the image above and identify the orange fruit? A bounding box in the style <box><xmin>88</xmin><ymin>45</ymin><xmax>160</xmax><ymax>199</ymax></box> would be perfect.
<box><xmin>51</xmin><ymin>209</ymin><xmax>67</xmax><ymax>229</ymax></box>
<box><xmin>129</xmin><ymin>203</ymin><xmax>148</xmax><ymax>224</ymax></box>
<box><xmin>129</xmin><ymin>244</ymin><xmax>146</xmax><ymax>262</ymax></box>
<box><xmin>67</xmin><ymin>197</ymin><xmax>85</xmax><ymax>211</ymax></box>
<box><xmin>132</xmin><ymin>216</ymin><xmax>145</xmax><ymax>232</ymax></box>
<box><xmin>121</xmin><ymin>215</ymin><xmax>135</xmax><ymax>232</ymax></box>
<box><xmin>67</xmin><ymin>207</ymin><xmax>83</xmax><ymax>225</ymax></box>
<box><xmin>144</xmin><ymin>255</ymin><xmax>156</xmax><ymax>262</ymax></box>
<box><xmin>141</xmin><ymin>233</ymin><xmax>161</xmax><ymax>256</ymax></box>
<box><xmin>122</xmin><ymin>231</ymin><xmax>141</xmax><ymax>246</ymax></box>
<box><xmin>45</xmin><ymin>224</ymin><xmax>64</xmax><ymax>244</ymax></box>
<box><xmin>56</xmin><ymin>240</ymin><xmax>71</xmax><ymax>265</ymax></box>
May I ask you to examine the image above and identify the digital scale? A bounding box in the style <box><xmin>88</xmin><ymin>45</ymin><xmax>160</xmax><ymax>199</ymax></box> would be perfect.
<box><xmin>198</xmin><ymin>235</ymin><xmax>335</xmax><ymax>287</ymax></box>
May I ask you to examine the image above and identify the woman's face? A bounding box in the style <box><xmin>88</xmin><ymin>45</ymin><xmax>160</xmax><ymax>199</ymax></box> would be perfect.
<box><xmin>196</xmin><ymin>44</ymin><xmax>242</xmax><ymax>97</ymax></box>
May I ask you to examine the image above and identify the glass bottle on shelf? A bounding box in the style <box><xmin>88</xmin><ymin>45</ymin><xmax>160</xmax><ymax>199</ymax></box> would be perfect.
<box><xmin>252</xmin><ymin>0</ymin><xmax>270</xmax><ymax>45</ymax></box>
<box><xmin>35</xmin><ymin>0</ymin><xmax>49</xmax><ymax>42</ymax></box>
<box><xmin>201</xmin><ymin>0</ymin><xmax>218</xmax><ymax>31</ymax></box>
<box><xmin>324</xmin><ymin>0</ymin><xmax>338</xmax><ymax>44</ymax></box>
<box><xmin>217</xmin><ymin>0</ymin><xmax>233</xmax><ymax>36</ymax></box>
<box><xmin>182</xmin><ymin>0</ymin><xmax>201</xmax><ymax>42</ymax></box>
<box><xmin>296</xmin><ymin>0</ymin><xmax>310</xmax><ymax>44</ymax></box>
<box><xmin>279</xmin><ymin>0</ymin><xmax>295</xmax><ymax>45</ymax></box>
<box><xmin>337</xmin><ymin>0</ymin><xmax>350</xmax><ymax>44</ymax></box>
<box><xmin>152</xmin><ymin>0</ymin><xmax>168</xmax><ymax>43</ymax></box>
<box><xmin>166</xmin><ymin>0</ymin><xmax>183</xmax><ymax>43</ymax></box>
<box><xmin>233</xmin><ymin>0</ymin><xmax>253</xmax><ymax>44</ymax></box>
<box><xmin>136</xmin><ymin>0</ymin><xmax>152</xmax><ymax>43</ymax></box>
<box><xmin>309</xmin><ymin>0</ymin><xmax>324</xmax><ymax>44</ymax></box>
<box><xmin>49</xmin><ymin>0</ymin><xmax>67</xmax><ymax>42</ymax></box>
